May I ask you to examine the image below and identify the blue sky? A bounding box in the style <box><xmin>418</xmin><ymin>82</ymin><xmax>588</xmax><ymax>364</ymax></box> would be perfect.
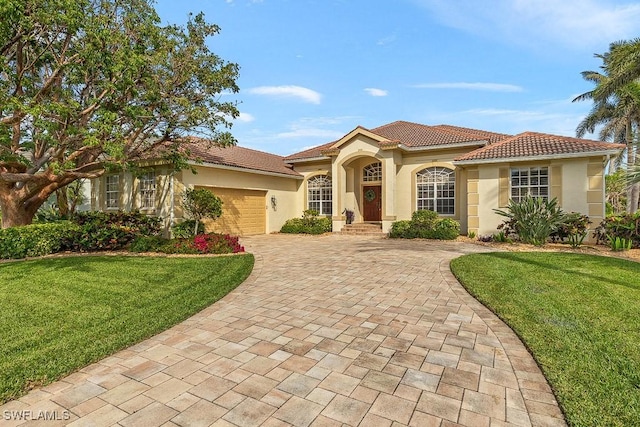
<box><xmin>155</xmin><ymin>0</ymin><xmax>640</xmax><ymax>156</ymax></box>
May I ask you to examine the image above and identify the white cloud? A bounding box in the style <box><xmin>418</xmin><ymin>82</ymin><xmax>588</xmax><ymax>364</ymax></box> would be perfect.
<box><xmin>426</xmin><ymin>104</ymin><xmax>588</xmax><ymax>137</ymax></box>
<box><xmin>247</xmin><ymin>85</ymin><xmax>322</xmax><ymax>104</ymax></box>
<box><xmin>364</xmin><ymin>88</ymin><xmax>389</xmax><ymax>97</ymax></box>
<box><xmin>377</xmin><ymin>34</ymin><xmax>397</xmax><ymax>46</ymax></box>
<box><xmin>411</xmin><ymin>0</ymin><xmax>640</xmax><ymax>50</ymax></box>
<box><xmin>235</xmin><ymin>112</ymin><xmax>255</xmax><ymax>123</ymax></box>
<box><xmin>413</xmin><ymin>82</ymin><xmax>523</xmax><ymax>92</ymax></box>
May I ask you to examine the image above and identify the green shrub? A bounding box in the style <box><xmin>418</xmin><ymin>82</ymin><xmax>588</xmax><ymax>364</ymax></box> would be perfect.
<box><xmin>0</xmin><ymin>222</ymin><xmax>80</xmax><ymax>259</ymax></box>
<box><xmin>182</xmin><ymin>188</ymin><xmax>223</xmax><ymax>235</ymax></box>
<box><xmin>594</xmin><ymin>212</ymin><xmax>640</xmax><ymax>248</ymax></box>
<box><xmin>280</xmin><ymin>210</ymin><xmax>332</xmax><ymax>235</ymax></box>
<box><xmin>389</xmin><ymin>210</ymin><xmax>460</xmax><ymax>240</ymax></box>
<box><xmin>495</xmin><ymin>196</ymin><xmax>567</xmax><ymax>246</ymax></box>
<box><xmin>129</xmin><ymin>235</ymin><xmax>169</xmax><ymax>253</ymax></box>
<box><xmin>66</xmin><ymin>211</ymin><xmax>162</xmax><ymax>251</ymax></box>
<box><xmin>431</xmin><ymin>218</ymin><xmax>460</xmax><ymax>240</ymax></box>
<box><xmin>171</xmin><ymin>220</ymin><xmax>205</xmax><ymax>238</ymax></box>
<box><xmin>389</xmin><ymin>220</ymin><xmax>412</xmax><ymax>238</ymax></box>
<box><xmin>467</xmin><ymin>231</ymin><xmax>476</xmax><ymax>239</ymax></box>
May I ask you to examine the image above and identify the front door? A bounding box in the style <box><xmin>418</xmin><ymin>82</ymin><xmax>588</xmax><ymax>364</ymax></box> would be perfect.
<box><xmin>363</xmin><ymin>185</ymin><xmax>382</xmax><ymax>221</ymax></box>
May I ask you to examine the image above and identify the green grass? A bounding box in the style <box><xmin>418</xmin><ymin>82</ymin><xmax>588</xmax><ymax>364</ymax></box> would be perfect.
<box><xmin>0</xmin><ymin>254</ymin><xmax>254</xmax><ymax>404</ymax></box>
<box><xmin>450</xmin><ymin>252</ymin><xmax>640</xmax><ymax>427</ymax></box>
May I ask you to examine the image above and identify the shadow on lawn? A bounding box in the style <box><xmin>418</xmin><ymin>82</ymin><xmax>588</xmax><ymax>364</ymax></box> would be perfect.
<box><xmin>477</xmin><ymin>252</ymin><xmax>640</xmax><ymax>291</ymax></box>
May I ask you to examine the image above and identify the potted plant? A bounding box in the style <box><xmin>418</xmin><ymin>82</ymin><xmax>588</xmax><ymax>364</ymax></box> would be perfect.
<box><xmin>343</xmin><ymin>208</ymin><xmax>355</xmax><ymax>224</ymax></box>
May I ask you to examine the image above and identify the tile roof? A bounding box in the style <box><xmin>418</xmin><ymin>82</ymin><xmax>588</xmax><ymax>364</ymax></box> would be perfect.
<box><xmin>431</xmin><ymin>124</ymin><xmax>511</xmax><ymax>144</ymax></box>
<box><xmin>283</xmin><ymin>120</ymin><xmax>511</xmax><ymax>161</ymax></box>
<box><xmin>178</xmin><ymin>138</ymin><xmax>301</xmax><ymax>177</ymax></box>
<box><xmin>282</xmin><ymin>140</ymin><xmax>338</xmax><ymax>162</ymax></box>
<box><xmin>370</xmin><ymin>121</ymin><xmax>511</xmax><ymax>147</ymax></box>
<box><xmin>454</xmin><ymin>132</ymin><xmax>625</xmax><ymax>163</ymax></box>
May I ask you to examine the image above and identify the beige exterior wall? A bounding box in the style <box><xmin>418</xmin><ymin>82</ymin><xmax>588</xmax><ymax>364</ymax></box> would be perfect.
<box><xmin>92</xmin><ymin>164</ymin><xmax>301</xmax><ymax>235</ymax></box>
<box><xmin>467</xmin><ymin>157</ymin><xmax>605</xmax><ymax>240</ymax></box>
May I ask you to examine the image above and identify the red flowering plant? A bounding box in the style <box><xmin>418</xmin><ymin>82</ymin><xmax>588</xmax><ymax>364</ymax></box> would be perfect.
<box><xmin>191</xmin><ymin>233</ymin><xmax>245</xmax><ymax>254</ymax></box>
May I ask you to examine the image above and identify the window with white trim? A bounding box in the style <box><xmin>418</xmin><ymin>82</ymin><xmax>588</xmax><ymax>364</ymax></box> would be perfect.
<box><xmin>307</xmin><ymin>175</ymin><xmax>332</xmax><ymax>215</ymax></box>
<box><xmin>510</xmin><ymin>167</ymin><xmax>549</xmax><ymax>202</ymax></box>
<box><xmin>416</xmin><ymin>167</ymin><xmax>455</xmax><ymax>215</ymax></box>
<box><xmin>139</xmin><ymin>172</ymin><xmax>156</xmax><ymax>209</ymax></box>
<box><xmin>363</xmin><ymin>162</ymin><xmax>382</xmax><ymax>182</ymax></box>
<box><xmin>105</xmin><ymin>175</ymin><xmax>119</xmax><ymax>209</ymax></box>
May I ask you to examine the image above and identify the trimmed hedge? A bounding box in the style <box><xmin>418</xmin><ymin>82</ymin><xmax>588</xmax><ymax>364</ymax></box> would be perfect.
<box><xmin>0</xmin><ymin>222</ymin><xmax>80</xmax><ymax>259</ymax></box>
<box><xmin>389</xmin><ymin>210</ymin><xmax>460</xmax><ymax>240</ymax></box>
<box><xmin>280</xmin><ymin>210</ymin><xmax>332</xmax><ymax>235</ymax></box>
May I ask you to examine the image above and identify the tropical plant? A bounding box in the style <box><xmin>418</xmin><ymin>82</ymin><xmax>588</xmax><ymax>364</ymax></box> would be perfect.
<box><xmin>182</xmin><ymin>188</ymin><xmax>223</xmax><ymax>235</ymax></box>
<box><xmin>494</xmin><ymin>196</ymin><xmax>567</xmax><ymax>246</ymax></box>
<box><xmin>608</xmin><ymin>235</ymin><xmax>632</xmax><ymax>251</ymax></box>
<box><xmin>606</xmin><ymin>170</ymin><xmax>628</xmax><ymax>214</ymax></box>
<box><xmin>0</xmin><ymin>0</ymin><xmax>239</xmax><ymax>228</ymax></box>
<box><xmin>573</xmin><ymin>40</ymin><xmax>640</xmax><ymax>213</ymax></box>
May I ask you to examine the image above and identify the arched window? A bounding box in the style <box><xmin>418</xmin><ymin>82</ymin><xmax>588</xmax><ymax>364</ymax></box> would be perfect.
<box><xmin>416</xmin><ymin>167</ymin><xmax>455</xmax><ymax>215</ymax></box>
<box><xmin>363</xmin><ymin>162</ymin><xmax>382</xmax><ymax>182</ymax></box>
<box><xmin>307</xmin><ymin>175</ymin><xmax>332</xmax><ymax>215</ymax></box>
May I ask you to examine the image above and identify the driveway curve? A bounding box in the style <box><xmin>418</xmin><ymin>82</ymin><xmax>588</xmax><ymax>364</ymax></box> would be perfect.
<box><xmin>1</xmin><ymin>235</ymin><xmax>566</xmax><ymax>426</ymax></box>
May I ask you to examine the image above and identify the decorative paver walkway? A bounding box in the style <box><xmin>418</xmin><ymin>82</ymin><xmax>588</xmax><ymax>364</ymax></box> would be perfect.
<box><xmin>1</xmin><ymin>234</ymin><xmax>567</xmax><ymax>426</ymax></box>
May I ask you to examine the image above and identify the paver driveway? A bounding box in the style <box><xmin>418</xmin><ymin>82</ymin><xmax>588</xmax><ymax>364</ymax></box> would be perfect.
<box><xmin>1</xmin><ymin>234</ymin><xmax>566</xmax><ymax>426</ymax></box>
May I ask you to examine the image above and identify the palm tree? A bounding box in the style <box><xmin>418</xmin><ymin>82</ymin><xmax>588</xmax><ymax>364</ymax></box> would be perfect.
<box><xmin>573</xmin><ymin>44</ymin><xmax>640</xmax><ymax>213</ymax></box>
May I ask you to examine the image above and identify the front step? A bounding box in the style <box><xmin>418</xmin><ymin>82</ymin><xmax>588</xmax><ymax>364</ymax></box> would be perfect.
<box><xmin>340</xmin><ymin>223</ymin><xmax>386</xmax><ymax>236</ymax></box>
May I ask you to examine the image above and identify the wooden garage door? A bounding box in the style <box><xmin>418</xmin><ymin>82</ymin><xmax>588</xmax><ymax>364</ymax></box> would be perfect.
<box><xmin>196</xmin><ymin>186</ymin><xmax>266</xmax><ymax>236</ymax></box>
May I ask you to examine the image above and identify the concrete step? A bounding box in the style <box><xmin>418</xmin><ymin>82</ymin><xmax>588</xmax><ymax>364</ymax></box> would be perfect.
<box><xmin>340</xmin><ymin>223</ymin><xmax>385</xmax><ymax>235</ymax></box>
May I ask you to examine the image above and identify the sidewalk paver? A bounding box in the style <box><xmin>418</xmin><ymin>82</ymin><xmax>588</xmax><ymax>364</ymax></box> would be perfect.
<box><xmin>0</xmin><ymin>234</ymin><xmax>567</xmax><ymax>426</ymax></box>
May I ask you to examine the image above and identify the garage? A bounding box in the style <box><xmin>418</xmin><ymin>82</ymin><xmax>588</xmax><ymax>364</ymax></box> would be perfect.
<box><xmin>196</xmin><ymin>186</ymin><xmax>267</xmax><ymax>235</ymax></box>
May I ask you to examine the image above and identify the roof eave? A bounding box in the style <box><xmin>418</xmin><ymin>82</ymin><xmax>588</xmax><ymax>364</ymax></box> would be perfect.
<box><xmin>284</xmin><ymin>156</ymin><xmax>331</xmax><ymax>163</ymax></box>
<box><xmin>452</xmin><ymin>149</ymin><xmax>624</xmax><ymax>166</ymax></box>
<box><xmin>188</xmin><ymin>160</ymin><xmax>303</xmax><ymax>179</ymax></box>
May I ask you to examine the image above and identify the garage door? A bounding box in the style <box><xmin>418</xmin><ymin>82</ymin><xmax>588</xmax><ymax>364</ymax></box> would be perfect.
<box><xmin>196</xmin><ymin>186</ymin><xmax>266</xmax><ymax>236</ymax></box>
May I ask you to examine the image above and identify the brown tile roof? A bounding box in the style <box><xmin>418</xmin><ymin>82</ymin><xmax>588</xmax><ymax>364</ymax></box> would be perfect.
<box><xmin>454</xmin><ymin>132</ymin><xmax>625</xmax><ymax>163</ymax></box>
<box><xmin>179</xmin><ymin>138</ymin><xmax>301</xmax><ymax>177</ymax></box>
<box><xmin>431</xmin><ymin>124</ymin><xmax>511</xmax><ymax>144</ymax></box>
<box><xmin>282</xmin><ymin>140</ymin><xmax>338</xmax><ymax>162</ymax></box>
<box><xmin>370</xmin><ymin>121</ymin><xmax>510</xmax><ymax>147</ymax></box>
<box><xmin>283</xmin><ymin>121</ymin><xmax>511</xmax><ymax>161</ymax></box>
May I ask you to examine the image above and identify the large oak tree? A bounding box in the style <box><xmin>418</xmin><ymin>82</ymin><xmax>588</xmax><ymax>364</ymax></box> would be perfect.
<box><xmin>0</xmin><ymin>0</ymin><xmax>239</xmax><ymax>228</ymax></box>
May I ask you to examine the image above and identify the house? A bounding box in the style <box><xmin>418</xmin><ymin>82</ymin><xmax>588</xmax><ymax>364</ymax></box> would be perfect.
<box><xmin>90</xmin><ymin>120</ymin><xmax>624</xmax><ymax>238</ymax></box>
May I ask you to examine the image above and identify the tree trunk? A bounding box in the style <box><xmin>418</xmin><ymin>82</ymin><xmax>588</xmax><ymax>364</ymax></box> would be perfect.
<box><xmin>625</xmin><ymin>122</ymin><xmax>638</xmax><ymax>213</ymax></box>
<box><xmin>56</xmin><ymin>188</ymin><xmax>69</xmax><ymax>218</ymax></box>
<box><xmin>0</xmin><ymin>194</ymin><xmax>39</xmax><ymax>228</ymax></box>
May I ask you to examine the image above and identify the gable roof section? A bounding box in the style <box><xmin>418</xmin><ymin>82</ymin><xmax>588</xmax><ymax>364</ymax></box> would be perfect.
<box><xmin>431</xmin><ymin>124</ymin><xmax>511</xmax><ymax>144</ymax></box>
<box><xmin>371</xmin><ymin>121</ymin><xmax>510</xmax><ymax>147</ymax></box>
<box><xmin>454</xmin><ymin>132</ymin><xmax>625</xmax><ymax>164</ymax></box>
<box><xmin>284</xmin><ymin>120</ymin><xmax>511</xmax><ymax>161</ymax></box>
<box><xmin>282</xmin><ymin>140</ymin><xmax>337</xmax><ymax>162</ymax></box>
<box><xmin>182</xmin><ymin>138</ymin><xmax>301</xmax><ymax>177</ymax></box>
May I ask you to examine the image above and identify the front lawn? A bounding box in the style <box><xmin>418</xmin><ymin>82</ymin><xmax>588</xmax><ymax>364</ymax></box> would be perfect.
<box><xmin>450</xmin><ymin>252</ymin><xmax>640</xmax><ymax>427</ymax></box>
<box><xmin>0</xmin><ymin>254</ymin><xmax>254</xmax><ymax>404</ymax></box>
